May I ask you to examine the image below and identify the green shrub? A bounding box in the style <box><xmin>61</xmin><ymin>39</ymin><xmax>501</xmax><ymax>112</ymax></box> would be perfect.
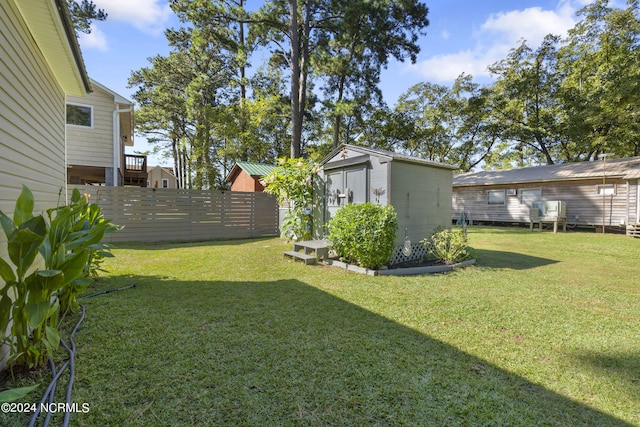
<box><xmin>327</xmin><ymin>203</ymin><xmax>397</xmax><ymax>269</ymax></box>
<box><xmin>421</xmin><ymin>227</ymin><xmax>471</xmax><ymax>264</ymax></box>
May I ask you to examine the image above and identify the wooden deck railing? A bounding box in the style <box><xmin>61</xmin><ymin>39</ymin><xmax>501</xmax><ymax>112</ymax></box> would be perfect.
<box><xmin>123</xmin><ymin>154</ymin><xmax>148</xmax><ymax>186</ymax></box>
<box><xmin>125</xmin><ymin>154</ymin><xmax>147</xmax><ymax>172</ymax></box>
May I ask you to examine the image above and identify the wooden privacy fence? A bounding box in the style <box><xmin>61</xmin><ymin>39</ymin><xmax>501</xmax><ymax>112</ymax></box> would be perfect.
<box><xmin>71</xmin><ymin>186</ymin><xmax>279</xmax><ymax>242</ymax></box>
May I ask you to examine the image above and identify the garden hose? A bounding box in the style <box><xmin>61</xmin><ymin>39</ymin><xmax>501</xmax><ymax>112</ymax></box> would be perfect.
<box><xmin>60</xmin><ymin>304</ymin><xmax>84</xmax><ymax>427</ymax></box>
<box><xmin>78</xmin><ymin>283</ymin><xmax>137</xmax><ymax>299</ymax></box>
<box><xmin>29</xmin><ymin>282</ymin><xmax>135</xmax><ymax>426</ymax></box>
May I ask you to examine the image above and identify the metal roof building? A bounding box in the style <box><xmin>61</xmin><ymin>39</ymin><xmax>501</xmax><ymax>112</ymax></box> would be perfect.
<box><xmin>452</xmin><ymin>157</ymin><xmax>640</xmax><ymax>234</ymax></box>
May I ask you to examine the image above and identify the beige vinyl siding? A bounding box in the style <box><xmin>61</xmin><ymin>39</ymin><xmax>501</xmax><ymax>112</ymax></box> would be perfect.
<box><xmin>66</xmin><ymin>88</ymin><xmax>115</xmax><ymax>167</ymax></box>
<box><xmin>1</xmin><ymin>1</ymin><xmax>67</xmax><ymax>258</ymax></box>
<box><xmin>148</xmin><ymin>167</ymin><xmax>178</xmax><ymax>189</ymax></box>
<box><xmin>452</xmin><ymin>179</ymin><xmax>635</xmax><ymax>227</ymax></box>
<box><xmin>390</xmin><ymin>161</ymin><xmax>453</xmax><ymax>245</ymax></box>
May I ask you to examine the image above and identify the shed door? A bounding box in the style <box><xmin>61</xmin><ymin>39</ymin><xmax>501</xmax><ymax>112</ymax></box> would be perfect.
<box><xmin>345</xmin><ymin>168</ymin><xmax>367</xmax><ymax>203</ymax></box>
<box><xmin>325</xmin><ymin>166</ymin><xmax>368</xmax><ymax>221</ymax></box>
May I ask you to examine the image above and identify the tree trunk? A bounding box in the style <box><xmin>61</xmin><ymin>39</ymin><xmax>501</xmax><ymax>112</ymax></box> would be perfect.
<box><xmin>171</xmin><ymin>136</ymin><xmax>181</xmax><ymax>189</ymax></box>
<box><xmin>239</xmin><ymin>0</ymin><xmax>246</xmax><ymax>101</ymax></box>
<box><xmin>289</xmin><ymin>0</ymin><xmax>302</xmax><ymax>158</ymax></box>
<box><xmin>332</xmin><ymin>74</ymin><xmax>347</xmax><ymax>148</ymax></box>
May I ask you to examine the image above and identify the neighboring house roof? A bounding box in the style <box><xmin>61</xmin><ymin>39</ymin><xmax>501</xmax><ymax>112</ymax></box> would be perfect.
<box><xmin>453</xmin><ymin>157</ymin><xmax>640</xmax><ymax>187</ymax></box>
<box><xmin>14</xmin><ymin>0</ymin><xmax>91</xmax><ymax>95</ymax></box>
<box><xmin>147</xmin><ymin>165</ymin><xmax>177</xmax><ymax>176</ymax></box>
<box><xmin>225</xmin><ymin>162</ymin><xmax>277</xmax><ymax>182</ymax></box>
<box><xmin>90</xmin><ymin>79</ymin><xmax>133</xmax><ymax>105</ymax></box>
<box><xmin>321</xmin><ymin>144</ymin><xmax>457</xmax><ymax>170</ymax></box>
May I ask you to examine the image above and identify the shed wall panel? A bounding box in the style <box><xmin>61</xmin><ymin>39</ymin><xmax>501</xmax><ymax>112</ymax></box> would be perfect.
<box><xmin>390</xmin><ymin>161</ymin><xmax>453</xmax><ymax>245</ymax></box>
<box><xmin>230</xmin><ymin>170</ymin><xmax>261</xmax><ymax>192</ymax></box>
<box><xmin>368</xmin><ymin>156</ymin><xmax>389</xmax><ymax>205</ymax></box>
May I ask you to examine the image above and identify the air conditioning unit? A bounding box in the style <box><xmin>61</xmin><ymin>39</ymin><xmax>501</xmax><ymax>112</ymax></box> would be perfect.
<box><xmin>533</xmin><ymin>201</ymin><xmax>566</xmax><ymax>219</ymax></box>
<box><xmin>506</xmin><ymin>189</ymin><xmax>516</xmax><ymax>196</ymax></box>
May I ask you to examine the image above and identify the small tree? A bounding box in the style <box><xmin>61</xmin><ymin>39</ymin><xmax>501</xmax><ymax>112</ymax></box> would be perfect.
<box><xmin>263</xmin><ymin>158</ymin><xmax>318</xmax><ymax>241</ymax></box>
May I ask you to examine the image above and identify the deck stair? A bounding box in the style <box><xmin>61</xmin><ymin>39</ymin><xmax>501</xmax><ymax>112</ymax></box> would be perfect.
<box><xmin>627</xmin><ymin>224</ymin><xmax>640</xmax><ymax>237</ymax></box>
<box><xmin>284</xmin><ymin>239</ymin><xmax>330</xmax><ymax>265</ymax></box>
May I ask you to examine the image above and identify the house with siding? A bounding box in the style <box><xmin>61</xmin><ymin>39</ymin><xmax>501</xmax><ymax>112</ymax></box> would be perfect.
<box><xmin>148</xmin><ymin>165</ymin><xmax>179</xmax><ymax>188</ymax></box>
<box><xmin>1</xmin><ymin>0</ymin><xmax>91</xmax><ymax>367</ymax></box>
<box><xmin>452</xmin><ymin>157</ymin><xmax>640</xmax><ymax>235</ymax></box>
<box><xmin>314</xmin><ymin>144</ymin><xmax>456</xmax><ymax>263</ymax></box>
<box><xmin>66</xmin><ymin>79</ymin><xmax>148</xmax><ymax>187</ymax></box>
<box><xmin>225</xmin><ymin>161</ymin><xmax>277</xmax><ymax>192</ymax></box>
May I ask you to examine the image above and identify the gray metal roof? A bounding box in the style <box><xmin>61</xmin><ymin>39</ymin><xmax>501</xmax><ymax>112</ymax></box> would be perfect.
<box><xmin>322</xmin><ymin>144</ymin><xmax>457</xmax><ymax>170</ymax></box>
<box><xmin>453</xmin><ymin>157</ymin><xmax>640</xmax><ymax>187</ymax></box>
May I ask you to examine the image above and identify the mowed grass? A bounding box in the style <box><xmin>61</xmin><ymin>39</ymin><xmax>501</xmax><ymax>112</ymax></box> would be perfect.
<box><xmin>2</xmin><ymin>227</ymin><xmax>639</xmax><ymax>426</ymax></box>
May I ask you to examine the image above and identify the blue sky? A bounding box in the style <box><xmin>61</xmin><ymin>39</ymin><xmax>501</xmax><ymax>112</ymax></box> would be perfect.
<box><xmin>77</xmin><ymin>0</ymin><xmax>595</xmax><ymax>164</ymax></box>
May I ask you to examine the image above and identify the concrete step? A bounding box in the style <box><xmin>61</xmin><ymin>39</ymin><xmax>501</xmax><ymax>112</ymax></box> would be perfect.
<box><xmin>283</xmin><ymin>250</ymin><xmax>317</xmax><ymax>265</ymax></box>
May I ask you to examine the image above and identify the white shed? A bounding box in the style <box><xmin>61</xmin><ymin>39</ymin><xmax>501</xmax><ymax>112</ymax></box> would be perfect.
<box><xmin>314</xmin><ymin>145</ymin><xmax>456</xmax><ymax>263</ymax></box>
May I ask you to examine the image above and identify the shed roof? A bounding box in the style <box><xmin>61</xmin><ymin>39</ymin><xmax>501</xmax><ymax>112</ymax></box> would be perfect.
<box><xmin>322</xmin><ymin>144</ymin><xmax>457</xmax><ymax>170</ymax></box>
<box><xmin>453</xmin><ymin>156</ymin><xmax>640</xmax><ymax>187</ymax></box>
<box><xmin>224</xmin><ymin>162</ymin><xmax>277</xmax><ymax>183</ymax></box>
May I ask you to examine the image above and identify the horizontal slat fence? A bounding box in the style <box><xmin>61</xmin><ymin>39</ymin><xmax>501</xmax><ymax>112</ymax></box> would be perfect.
<box><xmin>70</xmin><ymin>186</ymin><xmax>279</xmax><ymax>242</ymax></box>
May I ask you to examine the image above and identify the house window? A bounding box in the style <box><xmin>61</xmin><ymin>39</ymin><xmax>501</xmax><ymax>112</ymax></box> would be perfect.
<box><xmin>520</xmin><ymin>188</ymin><xmax>541</xmax><ymax>206</ymax></box>
<box><xmin>487</xmin><ymin>189</ymin><xmax>506</xmax><ymax>205</ymax></box>
<box><xmin>66</xmin><ymin>103</ymin><xmax>92</xmax><ymax>127</ymax></box>
<box><xmin>162</xmin><ymin>179</ymin><xmax>169</xmax><ymax>188</ymax></box>
<box><xmin>597</xmin><ymin>184</ymin><xmax>615</xmax><ymax>195</ymax></box>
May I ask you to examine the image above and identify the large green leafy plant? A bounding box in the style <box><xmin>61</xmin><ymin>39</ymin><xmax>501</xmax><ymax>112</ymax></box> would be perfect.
<box><xmin>263</xmin><ymin>158</ymin><xmax>318</xmax><ymax>241</ymax></box>
<box><xmin>327</xmin><ymin>203</ymin><xmax>397</xmax><ymax>269</ymax></box>
<box><xmin>0</xmin><ymin>186</ymin><xmax>117</xmax><ymax>369</ymax></box>
<box><xmin>45</xmin><ymin>189</ymin><xmax>118</xmax><ymax>314</ymax></box>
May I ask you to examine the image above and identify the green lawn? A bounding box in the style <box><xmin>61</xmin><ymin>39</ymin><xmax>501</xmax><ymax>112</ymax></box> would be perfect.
<box><xmin>2</xmin><ymin>227</ymin><xmax>639</xmax><ymax>426</ymax></box>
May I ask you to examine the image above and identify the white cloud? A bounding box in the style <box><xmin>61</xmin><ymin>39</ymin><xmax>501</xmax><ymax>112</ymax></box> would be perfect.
<box><xmin>78</xmin><ymin>25</ymin><xmax>108</xmax><ymax>51</ymax></box>
<box><xmin>94</xmin><ymin>0</ymin><xmax>173</xmax><ymax>36</ymax></box>
<box><xmin>408</xmin><ymin>2</ymin><xmax>582</xmax><ymax>83</ymax></box>
<box><xmin>480</xmin><ymin>6</ymin><xmax>575</xmax><ymax>47</ymax></box>
<box><xmin>410</xmin><ymin>51</ymin><xmax>486</xmax><ymax>82</ymax></box>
